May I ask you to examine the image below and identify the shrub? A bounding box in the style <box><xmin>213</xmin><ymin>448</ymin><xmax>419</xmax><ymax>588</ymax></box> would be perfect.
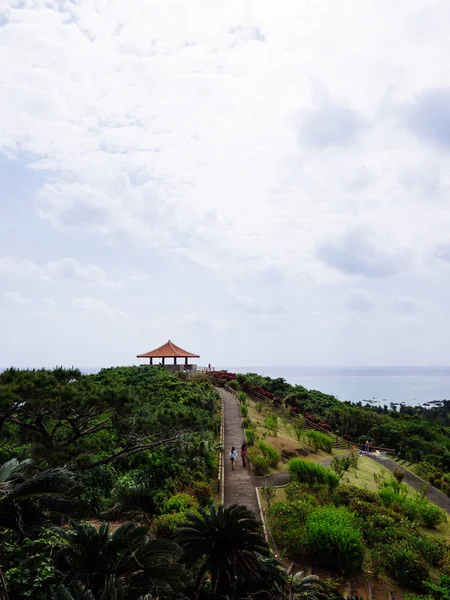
<box><xmin>151</xmin><ymin>511</ymin><xmax>192</xmax><ymax>538</ymax></box>
<box><xmin>260</xmin><ymin>485</ymin><xmax>276</xmax><ymax>508</ymax></box>
<box><xmin>240</xmin><ymin>403</ymin><xmax>248</xmax><ymax>418</ymax></box>
<box><xmin>330</xmin><ymin>455</ymin><xmax>352</xmax><ymax>476</ymax></box>
<box><xmin>373</xmin><ymin>542</ymin><xmax>430</xmax><ymax>590</ymax></box>
<box><xmin>410</xmin><ymin>535</ymin><xmax>445</xmax><ymax>566</ymax></box>
<box><xmin>264</xmin><ymin>415</ymin><xmax>278</xmax><ymax>436</ymax></box>
<box><xmin>191</xmin><ymin>481</ymin><xmax>213</xmax><ymax>506</ymax></box>
<box><xmin>268</xmin><ymin>498</ymin><xmax>317</xmax><ymax>555</ymax></box>
<box><xmin>248</xmin><ymin>448</ymin><xmax>271</xmax><ymax>476</ymax></box>
<box><xmin>242</xmin><ymin>417</ymin><xmax>253</xmax><ymax>429</ymax></box>
<box><xmin>161</xmin><ymin>492</ymin><xmax>198</xmax><ymax>514</ymax></box>
<box><xmin>79</xmin><ymin>464</ymin><xmax>117</xmax><ymax>515</ymax></box>
<box><xmin>378</xmin><ymin>487</ymin><xmax>446</xmax><ymax>528</ymax></box>
<box><xmin>295</xmin><ymin>426</ymin><xmax>303</xmax><ymax>441</ymax></box>
<box><xmin>245</xmin><ymin>428</ymin><xmax>256</xmax><ymax>446</ymax></box>
<box><xmin>303</xmin><ymin>430</ymin><xmax>333</xmax><ymax>453</ymax></box>
<box><xmin>227</xmin><ymin>379</ymin><xmax>239</xmax><ymax>390</ymax></box>
<box><xmin>305</xmin><ymin>506</ymin><xmax>365</xmax><ymax>573</ymax></box>
<box><xmin>258</xmin><ymin>440</ymin><xmax>280</xmax><ymax>468</ymax></box>
<box><xmin>393</xmin><ymin>468</ymin><xmax>405</xmax><ymax>483</ymax></box>
<box><xmin>0</xmin><ymin>528</ymin><xmax>68</xmax><ymax>597</ymax></box>
<box><xmin>288</xmin><ymin>458</ymin><xmax>339</xmax><ymax>491</ymax></box>
<box><xmin>424</xmin><ymin>574</ymin><xmax>450</xmax><ymax>600</ymax></box>
<box><xmin>333</xmin><ymin>484</ymin><xmax>378</xmax><ymax>508</ymax></box>
<box><xmin>238</xmin><ymin>391</ymin><xmax>247</xmax><ymax>404</ymax></box>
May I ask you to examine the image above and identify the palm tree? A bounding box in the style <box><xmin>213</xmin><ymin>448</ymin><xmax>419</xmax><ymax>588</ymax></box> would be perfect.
<box><xmin>57</xmin><ymin>521</ymin><xmax>185</xmax><ymax>599</ymax></box>
<box><xmin>176</xmin><ymin>504</ymin><xmax>282</xmax><ymax>599</ymax></box>
<box><xmin>0</xmin><ymin>458</ymin><xmax>80</xmax><ymax>536</ymax></box>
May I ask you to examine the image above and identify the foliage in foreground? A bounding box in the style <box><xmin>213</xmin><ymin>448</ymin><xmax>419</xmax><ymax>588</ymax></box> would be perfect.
<box><xmin>176</xmin><ymin>504</ymin><xmax>285</xmax><ymax>598</ymax></box>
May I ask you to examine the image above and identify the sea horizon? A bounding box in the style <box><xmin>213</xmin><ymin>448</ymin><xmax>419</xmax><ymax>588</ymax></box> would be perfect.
<box><xmin>2</xmin><ymin>364</ymin><xmax>450</xmax><ymax>407</ymax></box>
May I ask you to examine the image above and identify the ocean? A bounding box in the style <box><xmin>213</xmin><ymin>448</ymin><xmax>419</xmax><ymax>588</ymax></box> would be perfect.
<box><xmin>4</xmin><ymin>365</ymin><xmax>450</xmax><ymax>408</ymax></box>
<box><xmin>224</xmin><ymin>366</ymin><xmax>450</xmax><ymax>407</ymax></box>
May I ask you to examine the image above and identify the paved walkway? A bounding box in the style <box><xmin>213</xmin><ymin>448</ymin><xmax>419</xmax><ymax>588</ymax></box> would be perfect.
<box><xmin>219</xmin><ymin>388</ymin><xmax>260</xmax><ymax>515</ymax></box>
<box><xmin>219</xmin><ymin>386</ymin><xmax>450</xmax><ymax>516</ymax></box>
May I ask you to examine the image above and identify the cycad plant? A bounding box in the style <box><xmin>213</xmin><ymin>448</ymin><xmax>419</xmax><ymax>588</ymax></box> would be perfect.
<box><xmin>285</xmin><ymin>571</ymin><xmax>328</xmax><ymax>600</ymax></box>
<box><xmin>176</xmin><ymin>503</ymin><xmax>283</xmax><ymax>599</ymax></box>
<box><xmin>57</xmin><ymin>521</ymin><xmax>185</xmax><ymax>599</ymax></box>
<box><xmin>0</xmin><ymin>458</ymin><xmax>80</xmax><ymax>536</ymax></box>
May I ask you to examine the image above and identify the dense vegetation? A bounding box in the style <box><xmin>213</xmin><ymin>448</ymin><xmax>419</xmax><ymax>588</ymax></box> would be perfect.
<box><xmin>230</xmin><ymin>372</ymin><xmax>450</xmax><ymax>495</ymax></box>
<box><xmin>3</xmin><ymin>365</ymin><xmax>450</xmax><ymax>598</ymax></box>
<box><xmin>267</xmin><ymin>458</ymin><xmax>448</xmax><ymax>593</ymax></box>
<box><xmin>0</xmin><ymin>366</ymin><xmax>225</xmax><ymax>598</ymax></box>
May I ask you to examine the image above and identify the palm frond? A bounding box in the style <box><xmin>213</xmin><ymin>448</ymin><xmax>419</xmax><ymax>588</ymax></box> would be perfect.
<box><xmin>0</xmin><ymin>458</ymin><xmax>33</xmax><ymax>483</ymax></box>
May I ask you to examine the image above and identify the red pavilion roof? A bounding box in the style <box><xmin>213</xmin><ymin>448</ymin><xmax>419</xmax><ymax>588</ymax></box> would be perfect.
<box><xmin>136</xmin><ymin>340</ymin><xmax>200</xmax><ymax>359</ymax></box>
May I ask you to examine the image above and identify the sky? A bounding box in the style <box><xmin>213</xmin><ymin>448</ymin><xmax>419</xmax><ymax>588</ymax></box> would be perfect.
<box><xmin>1</xmin><ymin>0</ymin><xmax>450</xmax><ymax>368</ymax></box>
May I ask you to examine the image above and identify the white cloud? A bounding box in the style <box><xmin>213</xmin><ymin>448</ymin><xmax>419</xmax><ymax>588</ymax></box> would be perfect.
<box><xmin>3</xmin><ymin>291</ymin><xmax>28</xmax><ymax>304</ymax></box>
<box><xmin>42</xmin><ymin>296</ymin><xmax>57</xmax><ymax>307</ymax></box>
<box><xmin>347</xmin><ymin>289</ymin><xmax>372</xmax><ymax>312</ymax></box>
<box><xmin>1</xmin><ymin>1</ymin><xmax>450</xmax><ymax>366</ymax></box>
<box><xmin>73</xmin><ymin>297</ymin><xmax>129</xmax><ymax>320</ymax></box>
<box><xmin>0</xmin><ymin>257</ymin><xmax>123</xmax><ymax>289</ymax></box>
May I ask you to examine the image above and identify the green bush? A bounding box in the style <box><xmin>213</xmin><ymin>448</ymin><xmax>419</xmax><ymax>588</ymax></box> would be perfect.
<box><xmin>258</xmin><ymin>440</ymin><xmax>280</xmax><ymax>467</ymax></box>
<box><xmin>288</xmin><ymin>458</ymin><xmax>339</xmax><ymax>491</ymax></box>
<box><xmin>238</xmin><ymin>391</ymin><xmax>247</xmax><ymax>403</ymax></box>
<box><xmin>373</xmin><ymin>542</ymin><xmax>430</xmax><ymax>590</ymax></box>
<box><xmin>79</xmin><ymin>464</ymin><xmax>117</xmax><ymax>515</ymax></box>
<box><xmin>0</xmin><ymin>528</ymin><xmax>68</xmax><ymax>597</ymax></box>
<box><xmin>151</xmin><ymin>511</ymin><xmax>193</xmax><ymax>538</ymax></box>
<box><xmin>303</xmin><ymin>430</ymin><xmax>333</xmax><ymax>453</ymax></box>
<box><xmin>191</xmin><ymin>481</ymin><xmax>214</xmax><ymax>506</ymax></box>
<box><xmin>378</xmin><ymin>486</ymin><xmax>446</xmax><ymax>528</ymax></box>
<box><xmin>161</xmin><ymin>492</ymin><xmax>198</xmax><ymax>514</ymax></box>
<box><xmin>424</xmin><ymin>574</ymin><xmax>450</xmax><ymax>600</ymax></box>
<box><xmin>245</xmin><ymin>428</ymin><xmax>256</xmax><ymax>445</ymax></box>
<box><xmin>242</xmin><ymin>417</ymin><xmax>253</xmax><ymax>429</ymax></box>
<box><xmin>268</xmin><ymin>498</ymin><xmax>317</xmax><ymax>555</ymax></box>
<box><xmin>228</xmin><ymin>379</ymin><xmax>239</xmax><ymax>390</ymax></box>
<box><xmin>333</xmin><ymin>484</ymin><xmax>378</xmax><ymax>508</ymax></box>
<box><xmin>305</xmin><ymin>506</ymin><xmax>364</xmax><ymax>573</ymax></box>
<box><xmin>295</xmin><ymin>426</ymin><xmax>303</xmax><ymax>441</ymax></box>
<box><xmin>264</xmin><ymin>415</ymin><xmax>278</xmax><ymax>436</ymax></box>
<box><xmin>240</xmin><ymin>403</ymin><xmax>249</xmax><ymax>418</ymax></box>
<box><xmin>248</xmin><ymin>447</ymin><xmax>271</xmax><ymax>476</ymax></box>
<box><xmin>410</xmin><ymin>535</ymin><xmax>445</xmax><ymax>567</ymax></box>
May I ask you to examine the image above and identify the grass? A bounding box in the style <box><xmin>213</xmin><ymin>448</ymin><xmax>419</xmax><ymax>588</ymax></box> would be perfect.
<box><xmin>339</xmin><ymin>457</ymin><xmax>394</xmax><ymax>493</ymax></box>
<box><xmin>246</xmin><ymin>401</ymin><xmax>339</xmax><ymax>472</ymax></box>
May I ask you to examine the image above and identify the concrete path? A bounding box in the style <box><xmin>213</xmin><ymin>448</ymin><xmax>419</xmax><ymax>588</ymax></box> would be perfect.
<box><xmin>218</xmin><ymin>388</ymin><xmax>450</xmax><ymax>517</ymax></box>
<box><xmin>219</xmin><ymin>388</ymin><xmax>260</xmax><ymax>516</ymax></box>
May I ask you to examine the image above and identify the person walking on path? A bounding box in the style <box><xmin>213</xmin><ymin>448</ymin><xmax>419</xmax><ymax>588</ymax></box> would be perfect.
<box><xmin>229</xmin><ymin>446</ymin><xmax>238</xmax><ymax>470</ymax></box>
<box><xmin>241</xmin><ymin>443</ymin><xmax>248</xmax><ymax>467</ymax></box>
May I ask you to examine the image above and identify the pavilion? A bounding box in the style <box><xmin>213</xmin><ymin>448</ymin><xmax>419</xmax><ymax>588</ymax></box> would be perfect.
<box><xmin>136</xmin><ymin>340</ymin><xmax>200</xmax><ymax>371</ymax></box>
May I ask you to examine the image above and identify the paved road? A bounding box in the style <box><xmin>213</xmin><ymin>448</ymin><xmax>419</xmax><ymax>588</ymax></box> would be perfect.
<box><xmin>219</xmin><ymin>388</ymin><xmax>260</xmax><ymax>515</ymax></box>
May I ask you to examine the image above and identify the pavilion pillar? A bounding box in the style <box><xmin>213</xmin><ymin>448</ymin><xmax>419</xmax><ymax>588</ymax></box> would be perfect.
<box><xmin>149</xmin><ymin>357</ymin><xmax>153</xmax><ymax>365</ymax></box>
<box><xmin>162</xmin><ymin>357</ymin><xmax>165</xmax><ymax>366</ymax></box>
<box><xmin>174</xmin><ymin>357</ymin><xmax>177</xmax><ymax>365</ymax></box>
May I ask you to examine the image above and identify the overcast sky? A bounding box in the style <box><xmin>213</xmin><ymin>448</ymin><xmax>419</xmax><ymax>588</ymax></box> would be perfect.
<box><xmin>1</xmin><ymin>1</ymin><xmax>450</xmax><ymax>368</ymax></box>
